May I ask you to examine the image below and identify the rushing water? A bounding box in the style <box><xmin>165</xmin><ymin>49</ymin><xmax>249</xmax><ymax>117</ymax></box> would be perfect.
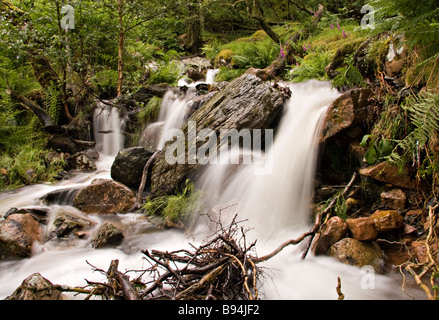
<box><xmin>0</xmin><ymin>81</ymin><xmax>420</xmax><ymax>300</ymax></box>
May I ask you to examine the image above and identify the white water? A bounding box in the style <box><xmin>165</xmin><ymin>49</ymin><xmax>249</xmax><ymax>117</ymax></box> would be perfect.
<box><xmin>0</xmin><ymin>81</ymin><xmax>420</xmax><ymax>300</ymax></box>
<box><xmin>93</xmin><ymin>101</ymin><xmax>125</xmax><ymax>169</ymax></box>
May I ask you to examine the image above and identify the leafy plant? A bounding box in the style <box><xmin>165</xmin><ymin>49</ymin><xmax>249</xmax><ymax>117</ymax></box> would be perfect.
<box><xmin>143</xmin><ymin>180</ymin><xmax>203</xmax><ymax>224</ymax></box>
<box><xmin>137</xmin><ymin>96</ymin><xmax>162</xmax><ymax>125</ymax></box>
<box><xmin>149</xmin><ymin>60</ymin><xmax>184</xmax><ymax>86</ymax></box>
<box><xmin>286</xmin><ymin>51</ymin><xmax>331</xmax><ymax>82</ymax></box>
<box><xmin>331</xmin><ymin>56</ymin><xmax>366</xmax><ymax>89</ymax></box>
<box><xmin>360</xmin><ymin>134</ymin><xmax>394</xmax><ymax>165</ymax></box>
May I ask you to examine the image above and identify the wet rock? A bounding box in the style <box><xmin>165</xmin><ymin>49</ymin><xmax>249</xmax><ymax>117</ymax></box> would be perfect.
<box><xmin>139</xmin><ymin>122</ymin><xmax>164</xmax><ymax>153</ymax></box>
<box><xmin>312</xmin><ymin>216</ymin><xmax>348</xmax><ymax>255</ymax></box>
<box><xmin>179</xmin><ymin>56</ymin><xmax>212</xmax><ymax>82</ymax></box>
<box><xmin>380</xmin><ymin>189</ymin><xmax>406</xmax><ymax>210</ymax></box>
<box><xmin>91</xmin><ymin>221</ymin><xmax>125</xmax><ymax>249</ymax></box>
<box><xmin>40</xmin><ymin>188</ymin><xmax>80</xmax><ymax>206</ymax></box>
<box><xmin>4</xmin><ymin>207</ymin><xmax>50</xmax><ymax>225</ymax></box>
<box><xmin>66</xmin><ymin>148</ymin><xmax>99</xmax><ymax>172</ymax></box>
<box><xmin>327</xmin><ymin>238</ymin><xmax>384</xmax><ymax>271</ymax></box>
<box><xmin>48</xmin><ymin>209</ymin><xmax>96</xmax><ymax>240</ymax></box>
<box><xmin>0</xmin><ymin>214</ymin><xmax>42</xmax><ymax>258</ymax></box>
<box><xmin>409</xmin><ymin>240</ymin><xmax>439</xmax><ymax>264</ymax></box>
<box><xmin>111</xmin><ymin>147</ymin><xmax>154</xmax><ymax>189</ymax></box>
<box><xmin>346</xmin><ymin>217</ymin><xmax>378</xmax><ymax>241</ymax></box>
<box><xmin>45</xmin><ymin>134</ymin><xmax>79</xmax><ymax>155</ymax></box>
<box><xmin>370</xmin><ymin>210</ymin><xmax>404</xmax><ymax>232</ymax></box>
<box><xmin>359</xmin><ymin>161</ymin><xmax>416</xmax><ymax>189</ymax></box>
<box><xmin>5</xmin><ymin>273</ymin><xmax>63</xmax><ymax>300</ymax></box>
<box><xmin>320</xmin><ymin>88</ymin><xmax>372</xmax><ymax>143</ymax></box>
<box><xmin>150</xmin><ymin>73</ymin><xmax>289</xmax><ymax>197</ymax></box>
<box><xmin>73</xmin><ymin>179</ymin><xmax>136</xmax><ymax>214</ymax></box>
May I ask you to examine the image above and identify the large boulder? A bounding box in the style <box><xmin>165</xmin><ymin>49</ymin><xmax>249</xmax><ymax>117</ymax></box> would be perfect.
<box><xmin>111</xmin><ymin>147</ymin><xmax>154</xmax><ymax>189</ymax></box>
<box><xmin>149</xmin><ymin>73</ymin><xmax>289</xmax><ymax>197</ymax></box>
<box><xmin>6</xmin><ymin>273</ymin><xmax>63</xmax><ymax>300</ymax></box>
<box><xmin>328</xmin><ymin>238</ymin><xmax>384</xmax><ymax>271</ymax></box>
<box><xmin>0</xmin><ymin>214</ymin><xmax>42</xmax><ymax>258</ymax></box>
<box><xmin>73</xmin><ymin>179</ymin><xmax>136</xmax><ymax>214</ymax></box>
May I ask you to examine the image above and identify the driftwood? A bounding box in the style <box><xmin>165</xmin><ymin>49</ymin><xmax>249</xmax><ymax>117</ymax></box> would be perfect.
<box><xmin>137</xmin><ymin>150</ymin><xmax>159</xmax><ymax>204</ymax></box>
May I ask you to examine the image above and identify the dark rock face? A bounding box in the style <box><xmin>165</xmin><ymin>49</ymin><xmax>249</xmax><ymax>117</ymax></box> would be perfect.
<box><xmin>73</xmin><ymin>178</ymin><xmax>136</xmax><ymax>214</ymax></box>
<box><xmin>111</xmin><ymin>147</ymin><xmax>154</xmax><ymax>189</ymax></box>
<box><xmin>48</xmin><ymin>208</ymin><xmax>96</xmax><ymax>240</ymax></box>
<box><xmin>149</xmin><ymin>73</ymin><xmax>290</xmax><ymax>197</ymax></box>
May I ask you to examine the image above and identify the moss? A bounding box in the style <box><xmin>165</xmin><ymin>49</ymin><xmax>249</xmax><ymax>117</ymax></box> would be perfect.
<box><xmin>214</xmin><ymin>49</ymin><xmax>235</xmax><ymax>68</ymax></box>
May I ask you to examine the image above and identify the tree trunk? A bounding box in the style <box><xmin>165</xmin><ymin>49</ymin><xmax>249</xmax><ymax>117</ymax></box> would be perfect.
<box><xmin>117</xmin><ymin>0</ymin><xmax>124</xmax><ymax>96</ymax></box>
<box><xmin>184</xmin><ymin>2</ymin><xmax>203</xmax><ymax>54</ymax></box>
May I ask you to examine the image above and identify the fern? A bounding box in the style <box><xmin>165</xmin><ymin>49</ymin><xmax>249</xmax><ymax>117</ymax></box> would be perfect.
<box><xmin>43</xmin><ymin>83</ymin><xmax>61</xmax><ymax>125</ymax></box>
<box><xmin>391</xmin><ymin>91</ymin><xmax>439</xmax><ymax>167</ymax></box>
<box><xmin>331</xmin><ymin>56</ymin><xmax>365</xmax><ymax>89</ymax></box>
<box><xmin>286</xmin><ymin>52</ymin><xmax>331</xmax><ymax>82</ymax></box>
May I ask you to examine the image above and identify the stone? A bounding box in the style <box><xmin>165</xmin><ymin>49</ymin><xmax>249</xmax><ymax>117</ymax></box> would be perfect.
<box><xmin>66</xmin><ymin>149</ymin><xmax>99</xmax><ymax>172</ymax></box>
<box><xmin>5</xmin><ymin>273</ymin><xmax>63</xmax><ymax>300</ymax></box>
<box><xmin>40</xmin><ymin>187</ymin><xmax>80</xmax><ymax>206</ymax></box>
<box><xmin>346</xmin><ymin>217</ymin><xmax>378</xmax><ymax>241</ymax></box>
<box><xmin>370</xmin><ymin>210</ymin><xmax>404</xmax><ymax>232</ymax></box>
<box><xmin>139</xmin><ymin>122</ymin><xmax>164</xmax><ymax>153</ymax></box>
<box><xmin>45</xmin><ymin>134</ymin><xmax>79</xmax><ymax>155</ymax></box>
<box><xmin>4</xmin><ymin>207</ymin><xmax>50</xmax><ymax>225</ymax></box>
<box><xmin>0</xmin><ymin>214</ymin><xmax>42</xmax><ymax>258</ymax></box>
<box><xmin>312</xmin><ymin>216</ymin><xmax>348</xmax><ymax>255</ymax></box>
<box><xmin>327</xmin><ymin>238</ymin><xmax>384</xmax><ymax>271</ymax></box>
<box><xmin>409</xmin><ymin>240</ymin><xmax>439</xmax><ymax>265</ymax></box>
<box><xmin>111</xmin><ymin>147</ymin><xmax>154</xmax><ymax>189</ymax></box>
<box><xmin>150</xmin><ymin>73</ymin><xmax>289</xmax><ymax>197</ymax></box>
<box><xmin>73</xmin><ymin>178</ymin><xmax>136</xmax><ymax>214</ymax></box>
<box><xmin>320</xmin><ymin>88</ymin><xmax>372</xmax><ymax>143</ymax></box>
<box><xmin>48</xmin><ymin>208</ymin><xmax>96</xmax><ymax>240</ymax></box>
<box><xmin>380</xmin><ymin>189</ymin><xmax>406</xmax><ymax>210</ymax></box>
<box><xmin>359</xmin><ymin>161</ymin><xmax>416</xmax><ymax>189</ymax></box>
<box><xmin>91</xmin><ymin>221</ymin><xmax>125</xmax><ymax>249</ymax></box>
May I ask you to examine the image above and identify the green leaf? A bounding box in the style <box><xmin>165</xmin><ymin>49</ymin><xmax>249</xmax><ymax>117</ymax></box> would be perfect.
<box><xmin>365</xmin><ymin>145</ymin><xmax>378</xmax><ymax>164</ymax></box>
<box><xmin>360</xmin><ymin>134</ymin><xmax>371</xmax><ymax>147</ymax></box>
<box><xmin>378</xmin><ymin>139</ymin><xmax>393</xmax><ymax>157</ymax></box>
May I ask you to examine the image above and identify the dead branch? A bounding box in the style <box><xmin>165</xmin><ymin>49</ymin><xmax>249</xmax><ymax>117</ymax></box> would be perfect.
<box><xmin>137</xmin><ymin>150</ymin><xmax>159</xmax><ymax>204</ymax></box>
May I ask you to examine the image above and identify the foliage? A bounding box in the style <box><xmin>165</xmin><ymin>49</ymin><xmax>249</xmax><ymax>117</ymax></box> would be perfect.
<box><xmin>137</xmin><ymin>96</ymin><xmax>162</xmax><ymax>125</ymax></box>
<box><xmin>215</xmin><ymin>67</ymin><xmax>246</xmax><ymax>82</ymax></box>
<box><xmin>286</xmin><ymin>51</ymin><xmax>331</xmax><ymax>82</ymax></box>
<box><xmin>148</xmin><ymin>60</ymin><xmax>185</xmax><ymax>86</ymax></box>
<box><xmin>390</xmin><ymin>91</ymin><xmax>439</xmax><ymax>170</ymax></box>
<box><xmin>331</xmin><ymin>56</ymin><xmax>366</xmax><ymax>89</ymax></box>
<box><xmin>143</xmin><ymin>180</ymin><xmax>203</xmax><ymax>224</ymax></box>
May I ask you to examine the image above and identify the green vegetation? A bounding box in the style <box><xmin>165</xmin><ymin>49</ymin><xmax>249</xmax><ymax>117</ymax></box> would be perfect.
<box><xmin>143</xmin><ymin>181</ymin><xmax>203</xmax><ymax>224</ymax></box>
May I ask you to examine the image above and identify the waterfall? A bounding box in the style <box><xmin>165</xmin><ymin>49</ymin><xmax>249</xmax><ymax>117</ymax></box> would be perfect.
<box><xmin>93</xmin><ymin>101</ymin><xmax>125</xmax><ymax>157</ymax></box>
<box><xmin>205</xmin><ymin>69</ymin><xmax>219</xmax><ymax>84</ymax></box>
<box><xmin>199</xmin><ymin>80</ymin><xmax>341</xmax><ymax>239</ymax></box>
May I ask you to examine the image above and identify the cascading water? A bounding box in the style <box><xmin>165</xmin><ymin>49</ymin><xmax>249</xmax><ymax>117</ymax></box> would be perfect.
<box><xmin>93</xmin><ymin>101</ymin><xmax>125</xmax><ymax>169</ymax></box>
<box><xmin>0</xmin><ymin>80</ymin><xmax>420</xmax><ymax>300</ymax></box>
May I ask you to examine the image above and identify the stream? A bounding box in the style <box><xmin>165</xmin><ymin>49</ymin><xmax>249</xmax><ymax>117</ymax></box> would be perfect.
<box><xmin>0</xmin><ymin>77</ymin><xmax>421</xmax><ymax>300</ymax></box>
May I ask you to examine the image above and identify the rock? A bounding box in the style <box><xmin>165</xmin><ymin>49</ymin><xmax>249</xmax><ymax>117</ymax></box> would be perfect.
<box><xmin>5</xmin><ymin>273</ymin><xmax>63</xmax><ymax>300</ymax></box>
<box><xmin>111</xmin><ymin>147</ymin><xmax>154</xmax><ymax>189</ymax></box>
<box><xmin>179</xmin><ymin>57</ymin><xmax>212</xmax><ymax>82</ymax></box>
<box><xmin>380</xmin><ymin>189</ymin><xmax>406</xmax><ymax>210</ymax></box>
<box><xmin>40</xmin><ymin>188</ymin><xmax>80</xmax><ymax>206</ymax></box>
<box><xmin>0</xmin><ymin>214</ymin><xmax>42</xmax><ymax>258</ymax></box>
<box><xmin>139</xmin><ymin>122</ymin><xmax>164</xmax><ymax>153</ymax></box>
<box><xmin>150</xmin><ymin>73</ymin><xmax>289</xmax><ymax>197</ymax></box>
<box><xmin>409</xmin><ymin>240</ymin><xmax>439</xmax><ymax>265</ymax></box>
<box><xmin>312</xmin><ymin>216</ymin><xmax>348</xmax><ymax>255</ymax></box>
<box><xmin>320</xmin><ymin>88</ymin><xmax>372</xmax><ymax>143</ymax></box>
<box><xmin>328</xmin><ymin>238</ymin><xmax>384</xmax><ymax>271</ymax></box>
<box><xmin>48</xmin><ymin>208</ymin><xmax>96</xmax><ymax>240</ymax></box>
<box><xmin>66</xmin><ymin>148</ymin><xmax>99</xmax><ymax>172</ymax></box>
<box><xmin>4</xmin><ymin>207</ymin><xmax>50</xmax><ymax>225</ymax></box>
<box><xmin>384</xmin><ymin>37</ymin><xmax>407</xmax><ymax>77</ymax></box>
<box><xmin>370</xmin><ymin>210</ymin><xmax>404</xmax><ymax>232</ymax></box>
<box><xmin>353</xmin><ymin>33</ymin><xmax>389</xmax><ymax>79</ymax></box>
<box><xmin>73</xmin><ymin>178</ymin><xmax>136</xmax><ymax>214</ymax></box>
<box><xmin>346</xmin><ymin>217</ymin><xmax>378</xmax><ymax>241</ymax></box>
<box><xmin>91</xmin><ymin>221</ymin><xmax>125</xmax><ymax>249</ymax></box>
<box><xmin>45</xmin><ymin>134</ymin><xmax>79</xmax><ymax>155</ymax></box>
<box><xmin>359</xmin><ymin>161</ymin><xmax>416</xmax><ymax>189</ymax></box>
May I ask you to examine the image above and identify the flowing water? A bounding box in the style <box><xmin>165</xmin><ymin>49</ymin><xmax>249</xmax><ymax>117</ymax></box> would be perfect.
<box><xmin>0</xmin><ymin>81</ymin><xmax>420</xmax><ymax>300</ymax></box>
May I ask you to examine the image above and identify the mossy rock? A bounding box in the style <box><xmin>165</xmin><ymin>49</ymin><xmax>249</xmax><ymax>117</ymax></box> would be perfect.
<box><xmin>214</xmin><ymin>49</ymin><xmax>235</xmax><ymax>68</ymax></box>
